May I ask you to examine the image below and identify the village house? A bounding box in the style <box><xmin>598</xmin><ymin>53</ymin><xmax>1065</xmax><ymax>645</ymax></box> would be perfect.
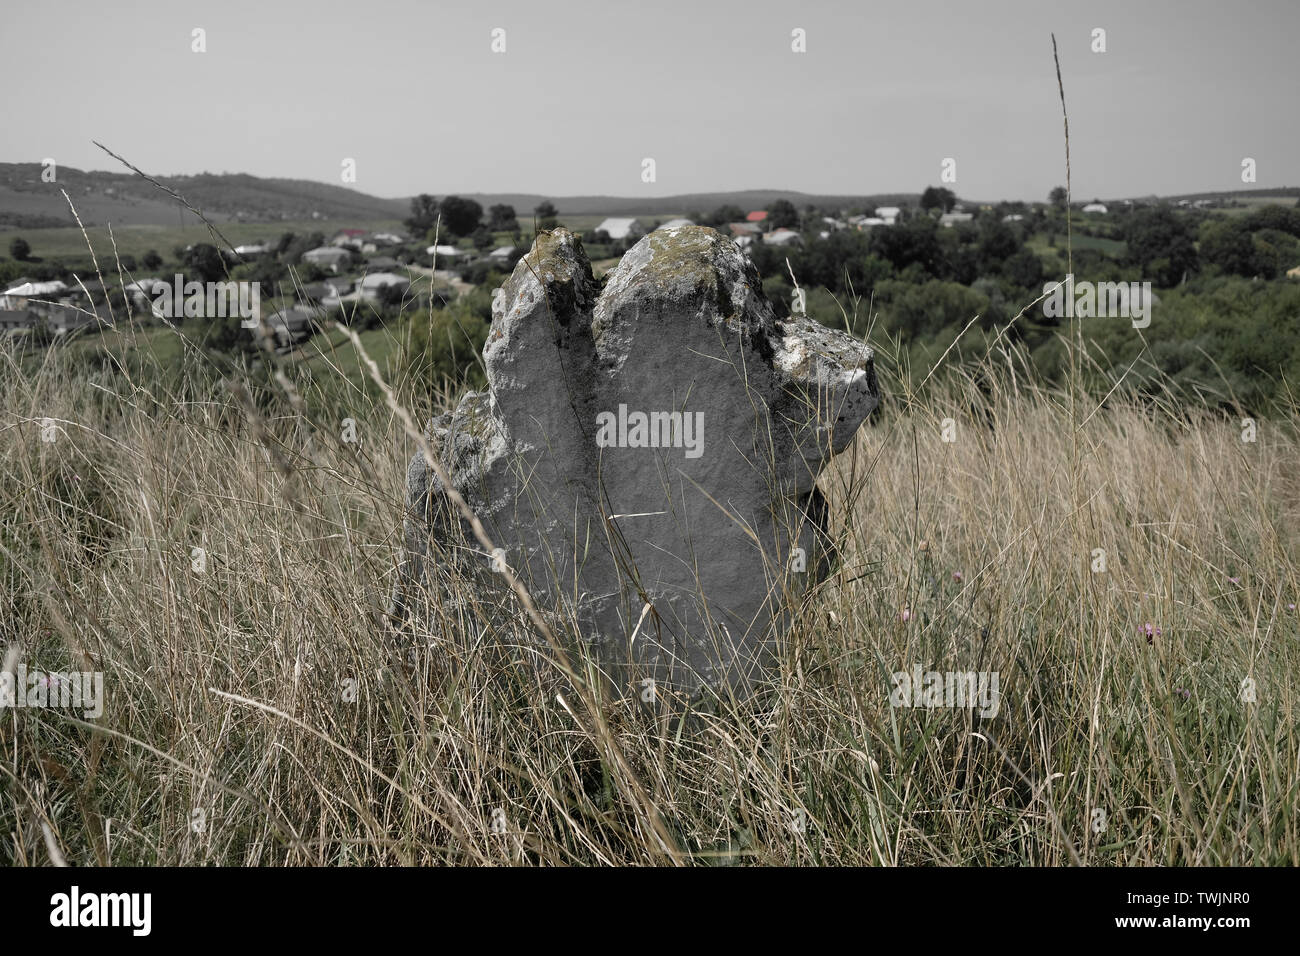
<box><xmin>874</xmin><ymin>206</ymin><xmax>902</xmax><ymax>225</ymax></box>
<box><xmin>47</xmin><ymin>311</ymin><xmax>101</xmax><ymax>335</ymax></box>
<box><xmin>359</xmin><ymin>233</ymin><xmax>408</xmax><ymax>253</ymax></box>
<box><xmin>330</xmin><ymin>228</ymin><xmax>368</xmax><ymax>248</ymax></box>
<box><xmin>851</xmin><ymin>215</ymin><xmax>887</xmax><ymax>230</ymax></box>
<box><xmin>1</xmin><ymin>279</ymin><xmax>69</xmax><ymax>310</ymax></box>
<box><xmin>0</xmin><ymin>309</ymin><xmax>38</xmax><ymax>335</ymax></box>
<box><xmin>728</xmin><ymin>222</ymin><xmax>762</xmax><ymax>237</ymax></box>
<box><xmin>302</xmin><ymin>246</ymin><xmax>352</xmax><ymax>272</ymax></box>
<box><xmin>428</xmin><ymin>244</ymin><xmax>467</xmax><ymax>260</ymax></box>
<box><xmin>1082</xmin><ymin>202</ymin><xmax>1108</xmax><ymax>214</ymax></box>
<box><xmin>299</xmin><ymin>276</ymin><xmax>354</xmax><ymax>305</ymax></box>
<box><xmin>939</xmin><ymin>212</ymin><xmax>975</xmax><ymax>227</ymax></box>
<box><xmin>265</xmin><ymin>305</ymin><xmax>321</xmax><ymax>346</ymax></box>
<box><xmin>358</xmin><ymin>272</ymin><xmax>411</xmax><ymax>300</ymax></box>
<box><xmin>123</xmin><ymin>278</ymin><xmax>169</xmax><ymax>308</ymax></box>
<box><xmin>764</xmin><ymin>228</ymin><xmax>803</xmax><ymax>247</ymax></box>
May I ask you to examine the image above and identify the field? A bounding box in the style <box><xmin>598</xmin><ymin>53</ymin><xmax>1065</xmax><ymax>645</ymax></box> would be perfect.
<box><xmin>2</xmin><ymin>286</ymin><xmax>1297</xmax><ymax>866</ymax></box>
<box><xmin>0</xmin><ymin>220</ymin><xmax>406</xmax><ymax>263</ymax></box>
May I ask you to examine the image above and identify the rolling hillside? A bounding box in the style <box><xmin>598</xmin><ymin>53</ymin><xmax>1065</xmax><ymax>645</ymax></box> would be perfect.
<box><xmin>0</xmin><ymin>163</ymin><xmax>408</xmax><ymax>228</ymax></box>
<box><xmin>0</xmin><ymin>163</ymin><xmax>917</xmax><ymax>231</ymax></box>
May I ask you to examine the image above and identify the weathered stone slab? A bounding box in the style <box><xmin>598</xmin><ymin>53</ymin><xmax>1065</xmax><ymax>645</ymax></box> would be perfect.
<box><xmin>391</xmin><ymin>226</ymin><xmax>879</xmax><ymax>696</ymax></box>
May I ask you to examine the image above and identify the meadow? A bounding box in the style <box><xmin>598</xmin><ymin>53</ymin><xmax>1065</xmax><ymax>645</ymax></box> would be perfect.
<box><xmin>2</xmin><ymin>280</ymin><xmax>1296</xmax><ymax>865</ymax></box>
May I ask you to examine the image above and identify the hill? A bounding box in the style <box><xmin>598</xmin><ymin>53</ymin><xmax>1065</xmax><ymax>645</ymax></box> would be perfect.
<box><xmin>0</xmin><ymin>163</ymin><xmax>408</xmax><ymax>228</ymax></box>
<box><xmin>0</xmin><ymin>164</ymin><xmax>916</xmax><ymax>230</ymax></box>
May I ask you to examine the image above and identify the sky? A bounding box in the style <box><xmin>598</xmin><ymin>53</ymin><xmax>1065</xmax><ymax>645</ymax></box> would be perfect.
<box><xmin>3</xmin><ymin>0</ymin><xmax>1296</xmax><ymax>202</ymax></box>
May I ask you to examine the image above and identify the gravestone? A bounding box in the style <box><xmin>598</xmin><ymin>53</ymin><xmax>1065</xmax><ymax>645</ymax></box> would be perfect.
<box><xmin>391</xmin><ymin>225</ymin><xmax>879</xmax><ymax>696</ymax></box>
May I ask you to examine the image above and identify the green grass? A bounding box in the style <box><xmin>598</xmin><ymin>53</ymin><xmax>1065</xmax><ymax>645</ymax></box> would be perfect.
<box><xmin>296</xmin><ymin>322</ymin><xmax>406</xmax><ymax>394</ymax></box>
<box><xmin>1027</xmin><ymin>231</ymin><xmax>1127</xmax><ymax>256</ymax></box>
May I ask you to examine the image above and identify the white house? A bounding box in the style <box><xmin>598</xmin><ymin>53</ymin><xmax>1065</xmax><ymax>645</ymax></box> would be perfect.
<box><xmin>265</xmin><ymin>305</ymin><xmax>320</xmax><ymax>346</ymax></box>
<box><xmin>939</xmin><ymin>212</ymin><xmax>975</xmax><ymax>227</ymax></box>
<box><xmin>765</xmin><ymin>228</ymin><xmax>803</xmax><ymax>247</ymax></box>
<box><xmin>594</xmin><ymin>218</ymin><xmax>645</xmax><ymax>241</ymax></box>
<box><xmin>487</xmin><ymin>246</ymin><xmax>517</xmax><ymax>262</ymax></box>
<box><xmin>302</xmin><ymin>247</ymin><xmax>351</xmax><ymax>272</ymax></box>
<box><xmin>428</xmin><ymin>244</ymin><xmax>466</xmax><ymax>259</ymax></box>
<box><xmin>0</xmin><ymin>280</ymin><xmax>68</xmax><ymax>310</ymax></box>
<box><xmin>358</xmin><ymin>272</ymin><xmax>411</xmax><ymax>299</ymax></box>
<box><xmin>233</xmin><ymin>242</ymin><xmax>269</xmax><ymax>257</ymax></box>
<box><xmin>123</xmin><ymin>278</ymin><xmax>169</xmax><ymax>306</ymax></box>
<box><xmin>1082</xmin><ymin>203</ymin><xmax>1108</xmax><ymax>214</ymax></box>
<box><xmin>874</xmin><ymin>206</ymin><xmax>902</xmax><ymax>225</ymax></box>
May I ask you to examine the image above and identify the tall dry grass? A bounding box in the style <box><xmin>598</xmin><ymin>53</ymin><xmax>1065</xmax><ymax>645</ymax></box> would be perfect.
<box><xmin>2</xmin><ymin>299</ymin><xmax>1297</xmax><ymax>865</ymax></box>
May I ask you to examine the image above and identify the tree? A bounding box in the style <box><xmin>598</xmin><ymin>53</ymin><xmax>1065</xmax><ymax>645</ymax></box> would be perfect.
<box><xmin>9</xmin><ymin>237</ymin><xmax>30</xmax><ymax>261</ymax></box>
<box><xmin>405</xmin><ymin>194</ymin><xmax>441</xmax><ymax>238</ymax></box>
<box><xmin>533</xmin><ymin>201</ymin><xmax>559</xmax><ymax>230</ymax></box>
<box><xmin>920</xmin><ymin>186</ymin><xmax>957</xmax><ymax>214</ymax></box>
<box><xmin>706</xmin><ymin>204</ymin><xmax>746</xmax><ymax>227</ymax></box>
<box><xmin>438</xmin><ymin>196</ymin><xmax>483</xmax><ymax>238</ymax></box>
<box><xmin>1253</xmin><ymin>228</ymin><xmax>1300</xmax><ymax>280</ymax></box>
<box><xmin>1124</xmin><ymin>207</ymin><xmax>1198</xmax><ymax>287</ymax></box>
<box><xmin>1199</xmin><ymin>219</ymin><xmax>1258</xmax><ymax>277</ymax></box>
<box><xmin>1049</xmin><ymin>186</ymin><xmax>1068</xmax><ymax>210</ymax></box>
<box><xmin>869</xmin><ymin>217</ymin><xmax>943</xmax><ymax>277</ymax></box>
<box><xmin>487</xmin><ymin>204</ymin><xmax>518</xmax><ymax>232</ymax></box>
<box><xmin>471</xmin><ymin>225</ymin><xmax>494</xmax><ymax>251</ymax></box>
<box><xmin>182</xmin><ymin>243</ymin><xmax>227</xmax><ymax>283</ymax></box>
<box><xmin>1243</xmin><ymin>204</ymin><xmax>1300</xmax><ymax>238</ymax></box>
<box><xmin>403</xmin><ymin>288</ymin><xmax>494</xmax><ymax>390</ymax></box>
<box><xmin>142</xmin><ymin>249</ymin><xmax>163</xmax><ymax>271</ymax></box>
<box><xmin>1005</xmin><ymin>248</ymin><xmax>1044</xmax><ymax>288</ymax></box>
<box><xmin>766</xmin><ymin>199</ymin><xmax>799</xmax><ymax>229</ymax></box>
<box><xmin>976</xmin><ymin>220</ymin><xmax>1020</xmax><ymax>273</ymax></box>
<box><xmin>377</xmin><ymin>282</ymin><xmax>407</xmax><ymax>309</ymax></box>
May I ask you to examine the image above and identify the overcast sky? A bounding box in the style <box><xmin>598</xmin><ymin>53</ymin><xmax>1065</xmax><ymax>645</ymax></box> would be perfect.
<box><xmin>3</xmin><ymin>0</ymin><xmax>1295</xmax><ymax>201</ymax></box>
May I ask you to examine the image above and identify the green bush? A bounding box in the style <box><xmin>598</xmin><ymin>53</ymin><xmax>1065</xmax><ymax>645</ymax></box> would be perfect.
<box><xmin>403</xmin><ymin>287</ymin><xmax>493</xmax><ymax>391</ymax></box>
